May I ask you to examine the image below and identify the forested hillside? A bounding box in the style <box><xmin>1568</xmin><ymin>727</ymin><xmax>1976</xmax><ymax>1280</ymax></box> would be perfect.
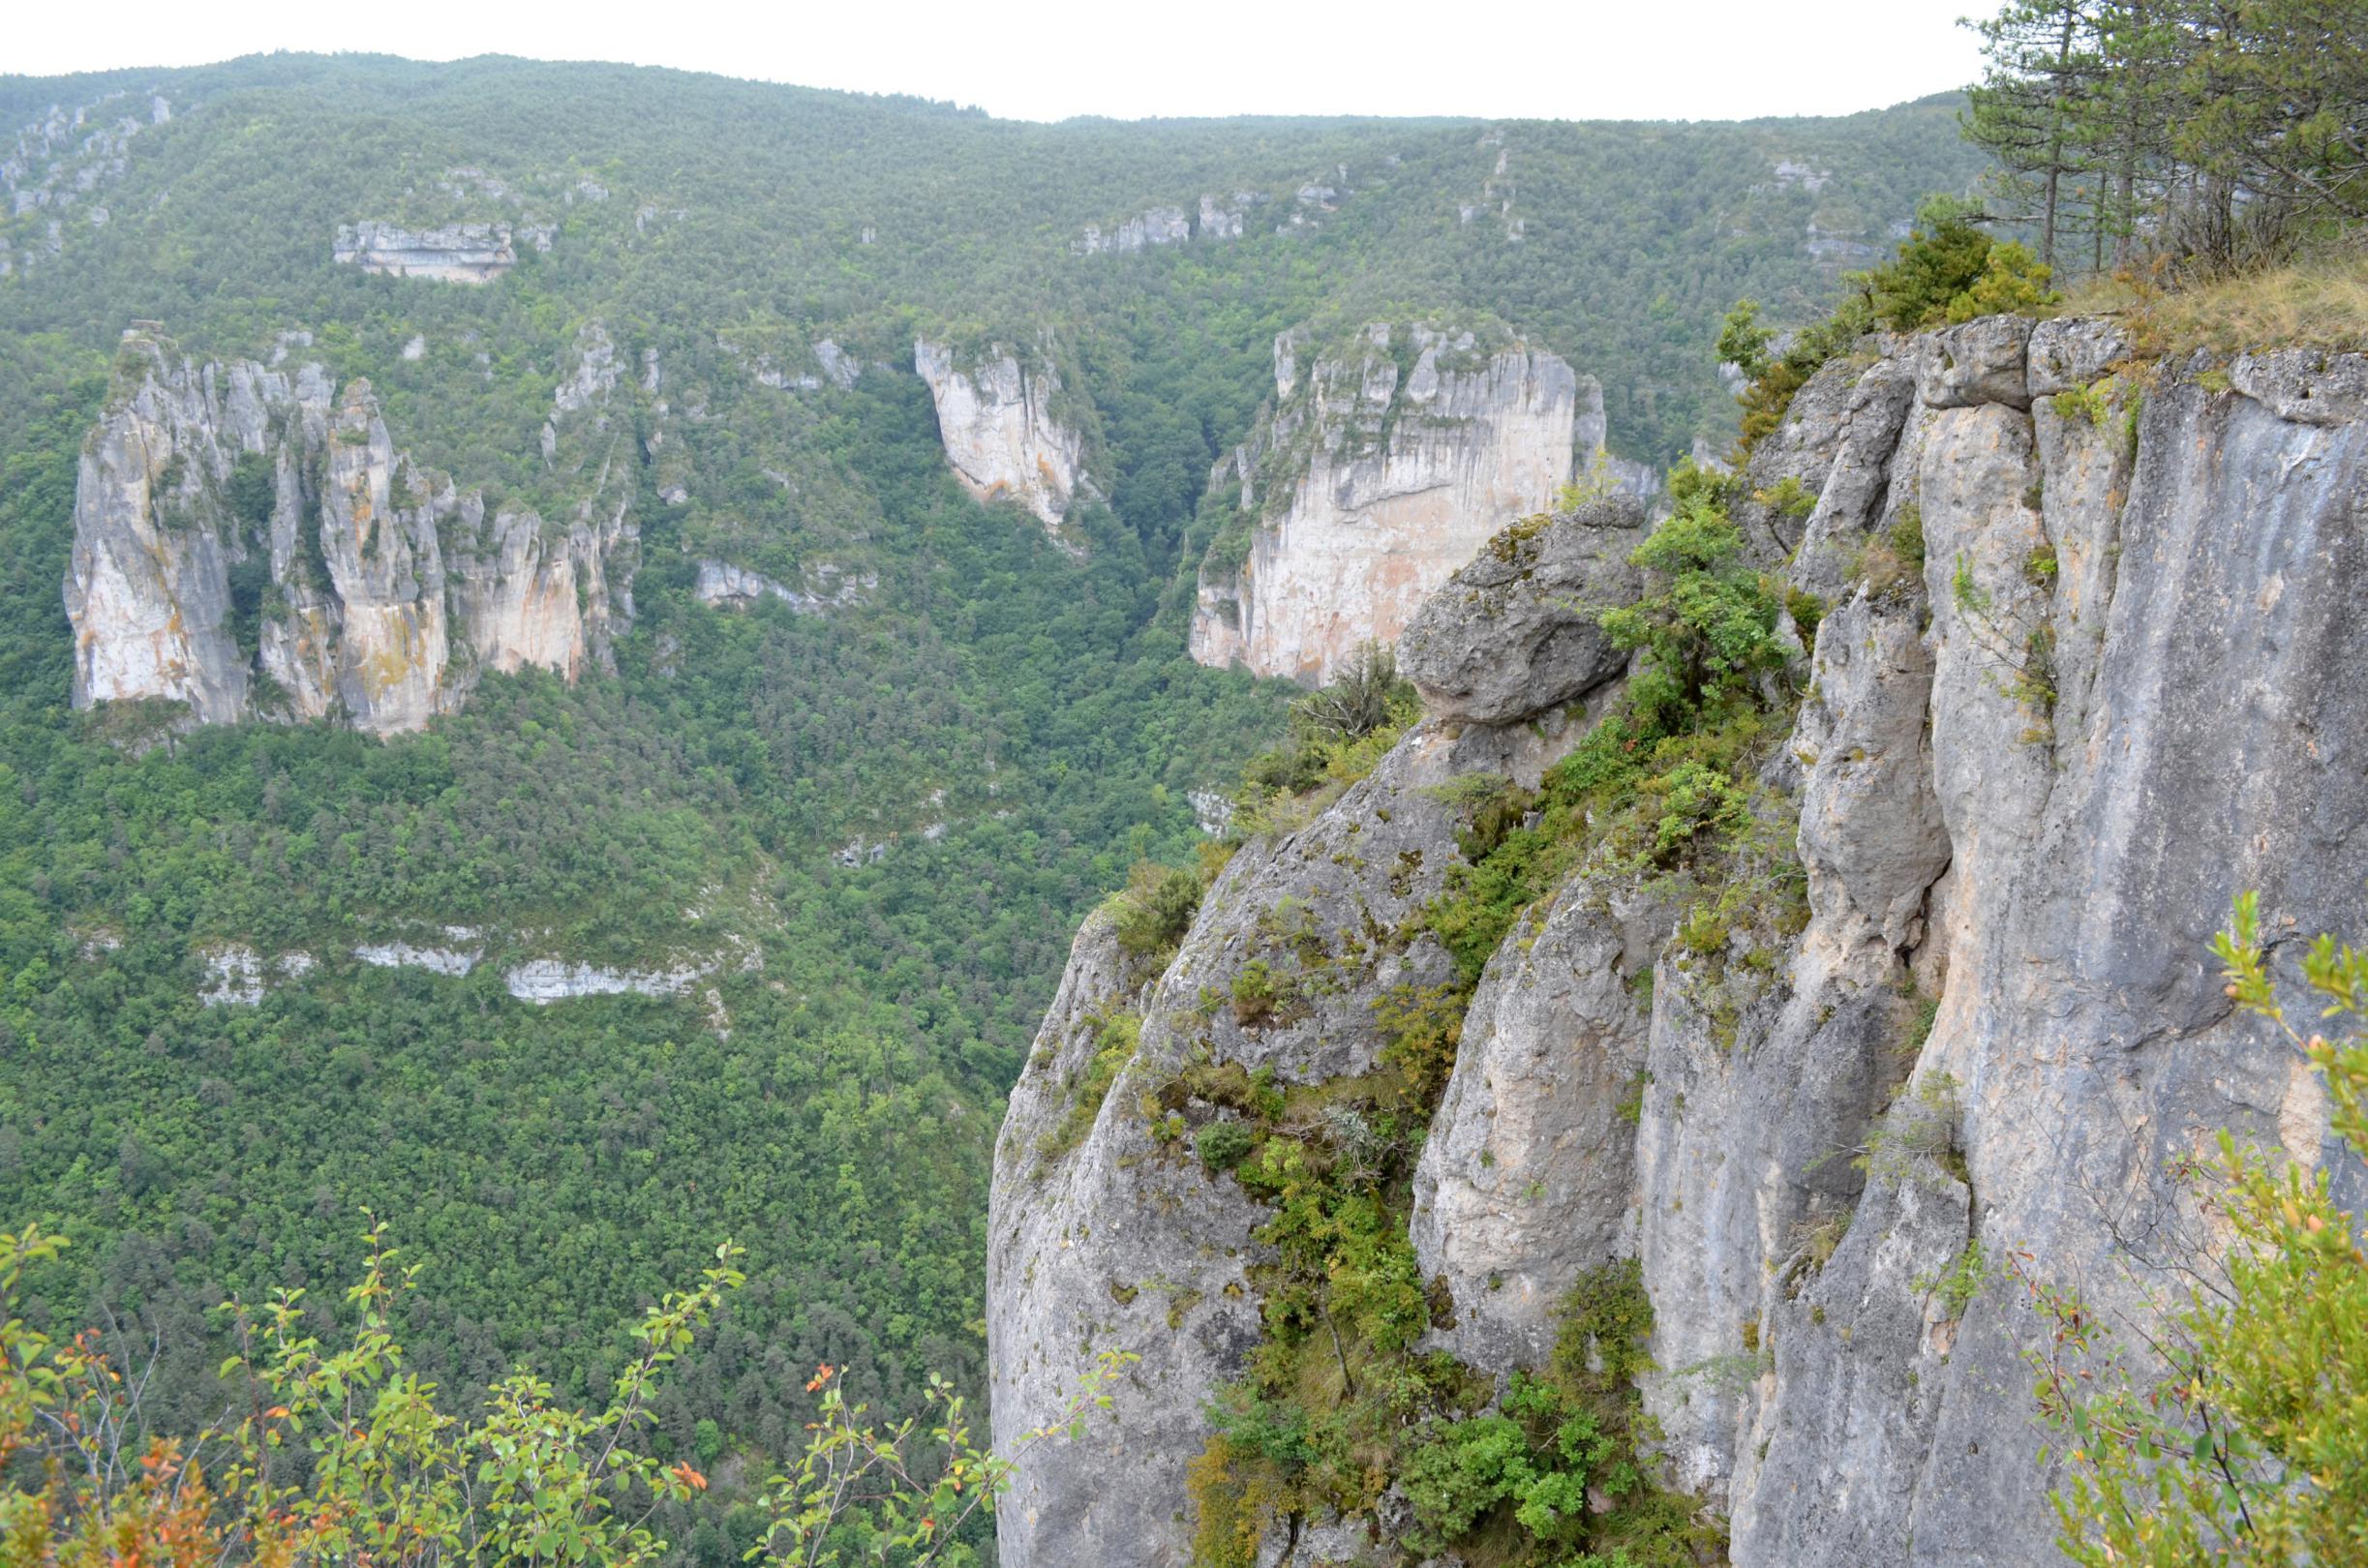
<box><xmin>0</xmin><ymin>52</ymin><xmax>1981</xmax><ymax>1561</ymax></box>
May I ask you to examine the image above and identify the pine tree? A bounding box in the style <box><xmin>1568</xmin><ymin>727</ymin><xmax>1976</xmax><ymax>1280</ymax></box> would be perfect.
<box><xmin>2169</xmin><ymin>0</ymin><xmax>2368</xmax><ymax>259</ymax></box>
<box><xmin>1968</xmin><ymin>0</ymin><xmax>2368</xmax><ymax>273</ymax></box>
<box><xmin>1967</xmin><ymin>0</ymin><xmax>2110</xmax><ymax>268</ymax></box>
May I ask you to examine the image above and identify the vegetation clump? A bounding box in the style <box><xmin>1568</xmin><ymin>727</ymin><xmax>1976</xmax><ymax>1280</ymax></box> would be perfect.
<box><xmin>1421</xmin><ymin>466</ymin><xmax>1799</xmax><ymax>987</ymax></box>
<box><xmin>1232</xmin><ymin>645</ymin><xmax>1422</xmax><ymax>829</ymax></box>
<box><xmin>1036</xmin><ymin>1010</ymin><xmax>1141</xmax><ymax>1167</ymax></box>
<box><xmin>1717</xmin><ymin>196</ymin><xmax>2060</xmax><ymax>462</ymax></box>
<box><xmin>1109</xmin><ymin>858</ymin><xmax>1207</xmax><ymax>959</ymax></box>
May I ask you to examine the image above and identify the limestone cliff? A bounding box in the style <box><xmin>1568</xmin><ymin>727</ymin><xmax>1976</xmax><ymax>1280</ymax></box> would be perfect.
<box><xmin>913</xmin><ymin>337</ymin><xmax>1089</xmax><ymax>536</ymax></box>
<box><xmin>1188</xmin><ymin>323</ymin><xmax>1599</xmax><ymax>684</ymax></box>
<box><xmin>67</xmin><ymin>323</ymin><xmax>638</xmax><ymax>734</ymax></box>
<box><xmin>989</xmin><ymin>316</ymin><xmax>2368</xmax><ymax>1566</ymax></box>
<box><xmin>332</xmin><ymin>222</ymin><xmax>519</xmax><ymax>283</ymax></box>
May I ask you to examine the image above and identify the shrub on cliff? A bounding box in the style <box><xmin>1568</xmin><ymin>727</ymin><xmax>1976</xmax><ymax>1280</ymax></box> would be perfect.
<box><xmin>1110</xmin><ymin>859</ymin><xmax>1205</xmax><ymax>958</ymax></box>
<box><xmin>1233</xmin><ymin>645</ymin><xmax>1422</xmax><ymax>823</ymax></box>
<box><xmin>1719</xmin><ymin>195</ymin><xmax>2059</xmax><ymax>456</ymax></box>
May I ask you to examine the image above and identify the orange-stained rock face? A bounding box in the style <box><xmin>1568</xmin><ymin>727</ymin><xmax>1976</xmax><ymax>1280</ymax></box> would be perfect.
<box><xmin>1189</xmin><ymin>322</ymin><xmax>1593</xmax><ymax>685</ymax></box>
<box><xmin>67</xmin><ymin>323</ymin><xmax>636</xmax><ymax>734</ymax></box>
<box><xmin>913</xmin><ymin>337</ymin><xmax>1085</xmax><ymax>536</ymax></box>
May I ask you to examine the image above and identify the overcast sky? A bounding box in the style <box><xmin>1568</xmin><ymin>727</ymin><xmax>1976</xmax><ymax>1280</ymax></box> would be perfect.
<box><xmin>8</xmin><ymin>0</ymin><xmax>1988</xmax><ymax>122</ymax></box>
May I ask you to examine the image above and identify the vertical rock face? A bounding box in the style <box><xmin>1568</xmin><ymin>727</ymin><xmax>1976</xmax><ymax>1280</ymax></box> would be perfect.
<box><xmin>66</xmin><ymin>353</ymin><xmax>271</xmax><ymax>724</ymax></box>
<box><xmin>1734</xmin><ymin>339</ymin><xmax>2367</xmax><ymax>1568</ymax></box>
<box><xmin>1408</xmin><ymin>862</ymin><xmax>1668</xmax><ymax>1371</ymax></box>
<box><xmin>913</xmin><ymin>338</ymin><xmax>1088</xmax><ymax>535</ymax></box>
<box><xmin>1078</xmin><ymin>206</ymin><xmax>1192</xmax><ymax>254</ymax></box>
<box><xmin>67</xmin><ymin>325</ymin><xmax>637</xmax><ymax>733</ymax></box>
<box><xmin>991</xmin><ymin>317</ymin><xmax>2368</xmax><ymax>1567</ymax></box>
<box><xmin>988</xmin><ymin>713</ymin><xmax>1595</xmax><ymax>1568</ymax></box>
<box><xmin>1189</xmin><ymin>323</ymin><xmax>1587</xmax><ymax>684</ymax></box>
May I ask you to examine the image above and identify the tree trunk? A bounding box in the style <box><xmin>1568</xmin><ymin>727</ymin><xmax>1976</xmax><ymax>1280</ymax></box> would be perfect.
<box><xmin>2040</xmin><ymin>6</ymin><xmax>2081</xmax><ymax>269</ymax></box>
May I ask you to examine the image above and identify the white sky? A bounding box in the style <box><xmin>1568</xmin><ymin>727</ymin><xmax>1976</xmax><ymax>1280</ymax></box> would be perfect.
<box><xmin>6</xmin><ymin>0</ymin><xmax>1988</xmax><ymax>123</ymax></box>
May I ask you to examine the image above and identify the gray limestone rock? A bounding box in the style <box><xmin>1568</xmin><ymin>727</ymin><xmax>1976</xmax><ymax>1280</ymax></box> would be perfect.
<box><xmin>992</xmin><ymin>320</ymin><xmax>2368</xmax><ymax>1568</ymax></box>
<box><xmin>2025</xmin><ymin>315</ymin><xmax>2131</xmax><ymax>396</ymax></box>
<box><xmin>1786</xmin><ymin>356</ymin><xmax>1919</xmax><ymax>600</ymax></box>
<box><xmin>1915</xmin><ymin>315</ymin><xmax>2034</xmax><ymax>409</ymax></box>
<box><xmin>1792</xmin><ymin>593</ymin><xmax>1948</xmax><ymax>950</ymax></box>
<box><xmin>1410</xmin><ymin>864</ymin><xmax>1668</xmax><ymax>1369</ymax></box>
<box><xmin>1396</xmin><ymin>497</ymin><xmax>1643</xmax><ymax>723</ymax></box>
<box><xmin>1731</xmin><ymin>346</ymin><xmax>1898</xmax><ymax>564</ymax></box>
<box><xmin>2228</xmin><ymin>344</ymin><xmax>2368</xmax><ymax>426</ymax></box>
<box><xmin>332</xmin><ymin>221</ymin><xmax>517</xmax><ymax>283</ymax></box>
<box><xmin>989</xmin><ymin>717</ymin><xmax>1590</xmax><ymax>1568</ymax></box>
<box><xmin>1259</xmin><ymin>1517</ymin><xmax>1381</xmax><ymax>1566</ymax></box>
<box><xmin>1731</xmin><ymin>1148</ymin><xmax>1972</xmax><ymax>1565</ymax></box>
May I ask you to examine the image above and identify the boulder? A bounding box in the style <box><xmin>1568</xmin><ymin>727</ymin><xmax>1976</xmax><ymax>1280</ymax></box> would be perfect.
<box><xmin>1397</xmin><ymin>496</ymin><xmax>1644</xmax><ymax>723</ymax></box>
<box><xmin>2025</xmin><ymin>315</ymin><xmax>2130</xmax><ymax>396</ymax></box>
<box><xmin>1915</xmin><ymin>314</ymin><xmax>2033</xmax><ymax>409</ymax></box>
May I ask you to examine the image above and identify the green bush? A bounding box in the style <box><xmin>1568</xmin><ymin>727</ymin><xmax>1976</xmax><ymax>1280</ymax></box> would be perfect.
<box><xmin>1292</xmin><ymin>643</ymin><xmax>1417</xmax><ymax>745</ymax></box>
<box><xmin>1196</xmin><ymin>1119</ymin><xmax>1259</xmax><ymax>1176</ymax></box>
<box><xmin>2049</xmin><ymin>379</ymin><xmax>2112</xmax><ymax>428</ymax></box>
<box><xmin>228</xmin><ymin>449</ymin><xmax>276</xmax><ymax>528</ymax></box>
<box><xmin>1110</xmin><ymin>859</ymin><xmax>1204</xmax><ymax>958</ymax></box>
<box><xmin>1945</xmin><ymin>240</ymin><xmax>2057</xmax><ymax>323</ymax></box>
<box><xmin>1391</xmin><ymin>1260</ymin><xmax>1712</xmax><ymax>1565</ymax></box>
<box><xmin>1229</xmin><ymin>959</ymin><xmax>1291</xmax><ymax>1027</ymax></box>
<box><xmin>1649</xmin><ymin>761</ymin><xmax>1753</xmax><ymax>863</ymax></box>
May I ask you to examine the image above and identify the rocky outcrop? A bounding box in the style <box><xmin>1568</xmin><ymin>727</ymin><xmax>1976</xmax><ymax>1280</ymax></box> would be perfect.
<box><xmin>1732</xmin><ymin>338</ymin><xmax>2367</xmax><ymax>1567</ymax></box>
<box><xmin>2</xmin><ymin>91</ymin><xmax>166</xmax><ymax>278</ymax></box>
<box><xmin>1078</xmin><ymin>206</ymin><xmax>1191</xmax><ymax>255</ymax></box>
<box><xmin>356</xmin><ymin>934</ymin><xmax>482</xmax><ymax>976</ymax></box>
<box><xmin>1189</xmin><ymin>323</ymin><xmax>1594</xmax><ymax>684</ymax></box>
<box><xmin>332</xmin><ymin>222</ymin><xmax>519</xmax><ymax>283</ymax></box>
<box><xmin>1198</xmin><ymin>193</ymin><xmax>1259</xmax><ymax>238</ymax></box>
<box><xmin>1397</xmin><ymin>496</ymin><xmax>1644</xmax><ymax>722</ymax></box>
<box><xmin>692</xmin><ymin>559</ymin><xmax>870</xmax><ymax>613</ymax></box>
<box><xmin>913</xmin><ymin>338</ymin><xmax>1088</xmax><ymax>535</ymax></box>
<box><xmin>503</xmin><ymin>959</ymin><xmax>705</xmax><ymax>1004</ymax></box>
<box><xmin>991</xmin><ymin>317</ymin><xmax>2368</xmax><ymax>1567</ymax></box>
<box><xmin>988</xmin><ymin>715</ymin><xmax>1594</xmax><ymax>1568</ymax></box>
<box><xmin>813</xmin><ymin>339</ymin><xmax>863</xmax><ymax>389</ymax></box>
<box><xmin>1409</xmin><ymin>861</ymin><xmax>1669</xmax><ymax>1370</ymax></box>
<box><xmin>67</xmin><ymin>325</ymin><xmax>638</xmax><ymax>733</ymax></box>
